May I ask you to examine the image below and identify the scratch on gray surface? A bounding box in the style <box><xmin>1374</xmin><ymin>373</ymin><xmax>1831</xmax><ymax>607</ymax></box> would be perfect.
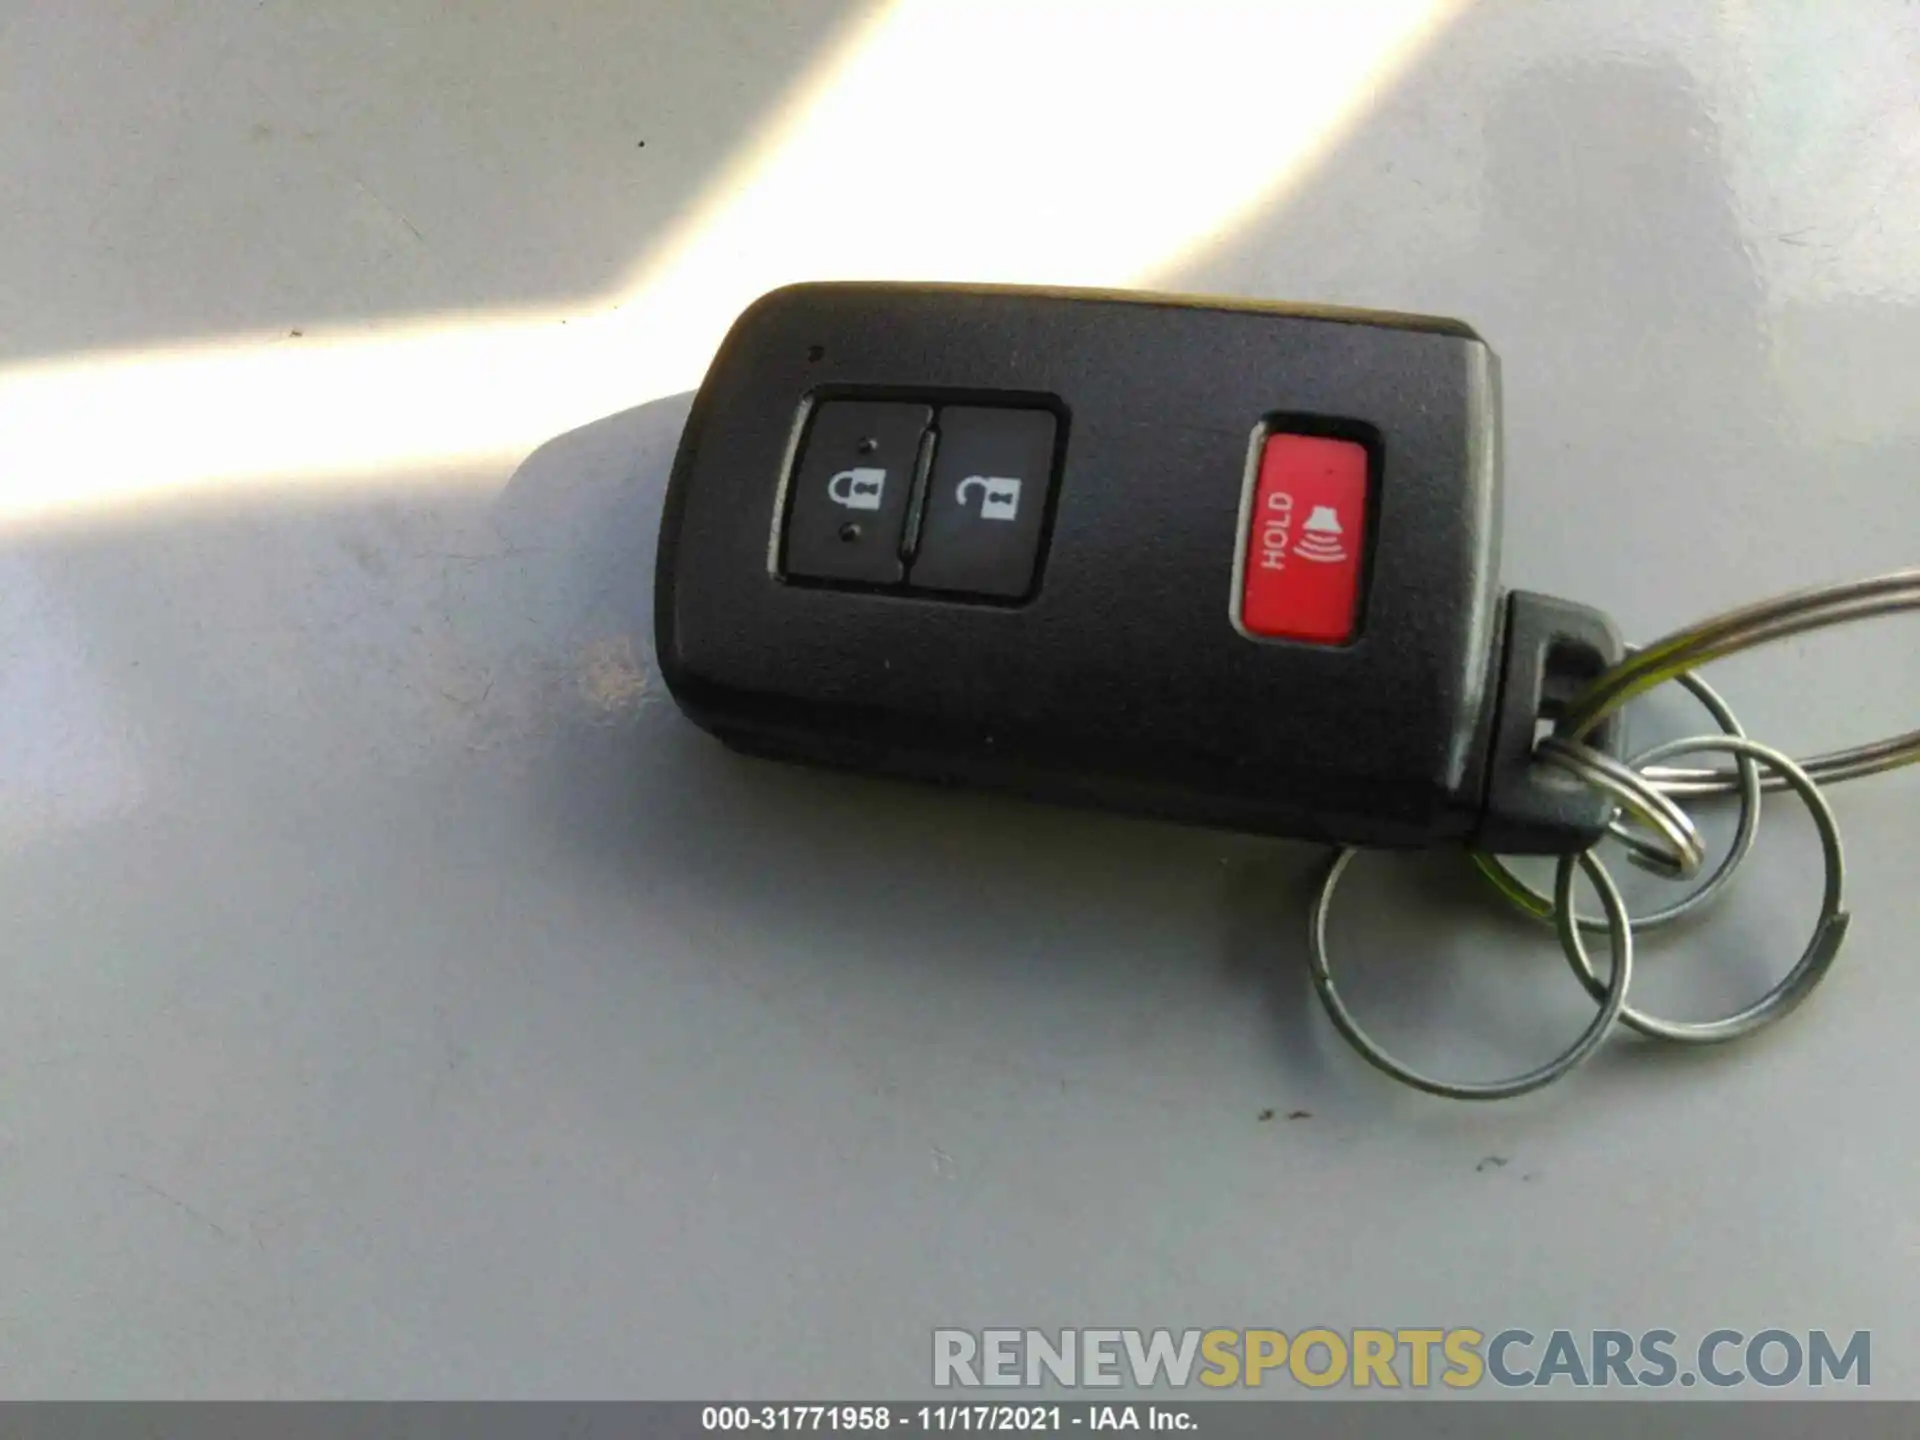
<box><xmin>438</xmin><ymin>674</ymin><xmax>494</xmax><ymax>711</ymax></box>
<box><xmin>1546</xmin><ymin>95</ymin><xmax>1578</xmax><ymax>218</ymax></box>
<box><xmin>235</xmin><ymin>76</ymin><xmax>425</xmax><ymax>244</ymax></box>
<box><xmin>116</xmin><ymin>1172</ymin><xmax>235</xmax><ymax>1243</ymax></box>
<box><xmin>345</xmin><ymin>171</ymin><xmax>426</xmax><ymax>243</ymax></box>
<box><xmin>1</xmin><ymin>1050</ymin><xmax>88</xmax><ymax>1076</ymax></box>
<box><xmin>415</xmin><ymin>548</ymin><xmax>524</xmax><ymax>564</ymax></box>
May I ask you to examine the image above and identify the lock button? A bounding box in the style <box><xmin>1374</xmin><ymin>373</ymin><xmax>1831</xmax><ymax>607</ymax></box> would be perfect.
<box><xmin>907</xmin><ymin>406</ymin><xmax>1058</xmax><ymax>599</ymax></box>
<box><xmin>782</xmin><ymin>400</ymin><xmax>932</xmax><ymax>585</ymax></box>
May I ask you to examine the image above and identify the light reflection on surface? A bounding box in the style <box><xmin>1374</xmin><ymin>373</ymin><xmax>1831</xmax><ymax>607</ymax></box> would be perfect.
<box><xmin>0</xmin><ymin>0</ymin><xmax>1463</xmax><ymax>529</ymax></box>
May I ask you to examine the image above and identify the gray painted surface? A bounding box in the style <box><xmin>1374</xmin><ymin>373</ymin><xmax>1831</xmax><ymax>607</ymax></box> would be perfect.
<box><xmin>1</xmin><ymin>0</ymin><xmax>1916</xmax><ymax>1399</ymax></box>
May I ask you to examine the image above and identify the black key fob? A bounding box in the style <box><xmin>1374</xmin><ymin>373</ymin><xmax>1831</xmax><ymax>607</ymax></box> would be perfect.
<box><xmin>655</xmin><ymin>282</ymin><xmax>1622</xmax><ymax>854</ymax></box>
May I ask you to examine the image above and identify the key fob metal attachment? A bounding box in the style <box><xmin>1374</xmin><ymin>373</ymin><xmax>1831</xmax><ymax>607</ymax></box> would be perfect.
<box><xmin>656</xmin><ymin>283</ymin><xmax>1621</xmax><ymax>854</ymax></box>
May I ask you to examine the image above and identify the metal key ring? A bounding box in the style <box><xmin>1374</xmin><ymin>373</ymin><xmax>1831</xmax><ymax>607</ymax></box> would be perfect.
<box><xmin>1557</xmin><ymin>570</ymin><xmax>1920</xmax><ymax>790</ymax></box>
<box><xmin>1534</xmin><ymin>736</ymin><xmax>1707</xmax><ymax>879</ymax></box>
<box><xmin>1556</xmin><ymin>734</ymin><xmax>1850</xmax><ymax>1046</ymax></box>
<box><xmin>1474</xmin><ymin>666</ymin><xmax>1763</xmax><ymax>931</ymax></box>
<box><xmin>1309</xmin><ymin>846</ymin><xmax>1633</xmax><ymax>1101</ymax></box>
<box><xmin>1644</xmin><ymin>728</ymin><xmax>1920</xmax><ymax>799</ymax></box>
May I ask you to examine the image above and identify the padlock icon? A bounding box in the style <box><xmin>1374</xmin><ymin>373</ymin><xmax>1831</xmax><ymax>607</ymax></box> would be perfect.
<box><xmin>956</xmin><ymin>475</ymin><xmax>1023</xmax><ymax>522</ymax></box>
<box><xmin>828</xmin><ymin>467</ymin><xmax>886</xmax><ymax>511</ymax></box>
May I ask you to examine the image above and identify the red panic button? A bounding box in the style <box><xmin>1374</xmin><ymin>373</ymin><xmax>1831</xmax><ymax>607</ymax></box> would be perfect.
<box><xmin>1239</xmin><ymin>433</ymin><xmax>1370</xmax><ymax>644</ymax></box>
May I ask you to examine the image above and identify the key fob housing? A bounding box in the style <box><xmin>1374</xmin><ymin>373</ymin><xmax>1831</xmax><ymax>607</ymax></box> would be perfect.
<box><xmin>656</xmin><ymin>283</ymin><xmax>1616</xmax><ymax>852</ymax></box>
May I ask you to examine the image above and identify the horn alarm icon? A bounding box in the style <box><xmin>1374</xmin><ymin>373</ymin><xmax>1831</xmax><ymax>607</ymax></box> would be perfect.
<box><xmin>1293</xmin><ymin>505</ymin><xmax>1348</xmax><ymax>564</ymax></box>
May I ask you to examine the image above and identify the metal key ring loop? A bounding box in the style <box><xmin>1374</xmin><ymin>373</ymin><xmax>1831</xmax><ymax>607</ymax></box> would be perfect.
<box><xmin>1534</xmin><ymin>736</ymin><xmax>1707</xmax><ymax>879</ymax></box>
<box><xmin>1309</xmin><ymin>846</ymin><xmax>1633</xmax><ymax>1101</ymax></box>
<box><xmin>1557</xmin><ymin>571</ymin><xmax>1920</xmax><ymax>791</ymax></box>
<box><xmin>1474</xmin><ymin>666</ymin><xmax>1763</xmax><ymax>931</ymax></box>
<box><xmin>1557</xmin><ymin>734</ymin><xmax>1850</xmax><ymax>1045</ymax></box>
<box><xmin>1644</xmin><ymin>728</ymin><xmax>1920</xmax><ymax>798</ymax></box>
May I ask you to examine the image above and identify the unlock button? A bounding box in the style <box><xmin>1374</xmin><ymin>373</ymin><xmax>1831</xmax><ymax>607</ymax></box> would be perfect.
<box><xmin>910</xmin><ymin>408</ymin><xmax>1058</xmax><ymax>598</ymax></box>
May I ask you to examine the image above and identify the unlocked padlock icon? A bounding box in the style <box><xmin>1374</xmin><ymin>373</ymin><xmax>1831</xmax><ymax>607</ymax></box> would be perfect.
<box><xmin>828</xmin><ymin>467</ymin><xmax>886</xmax><ymax>511</ymax></box>
<box><xmin>956</xmin><ymin>475</ymin><xmax>1023</xmax><ymax>522</ymax></box>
